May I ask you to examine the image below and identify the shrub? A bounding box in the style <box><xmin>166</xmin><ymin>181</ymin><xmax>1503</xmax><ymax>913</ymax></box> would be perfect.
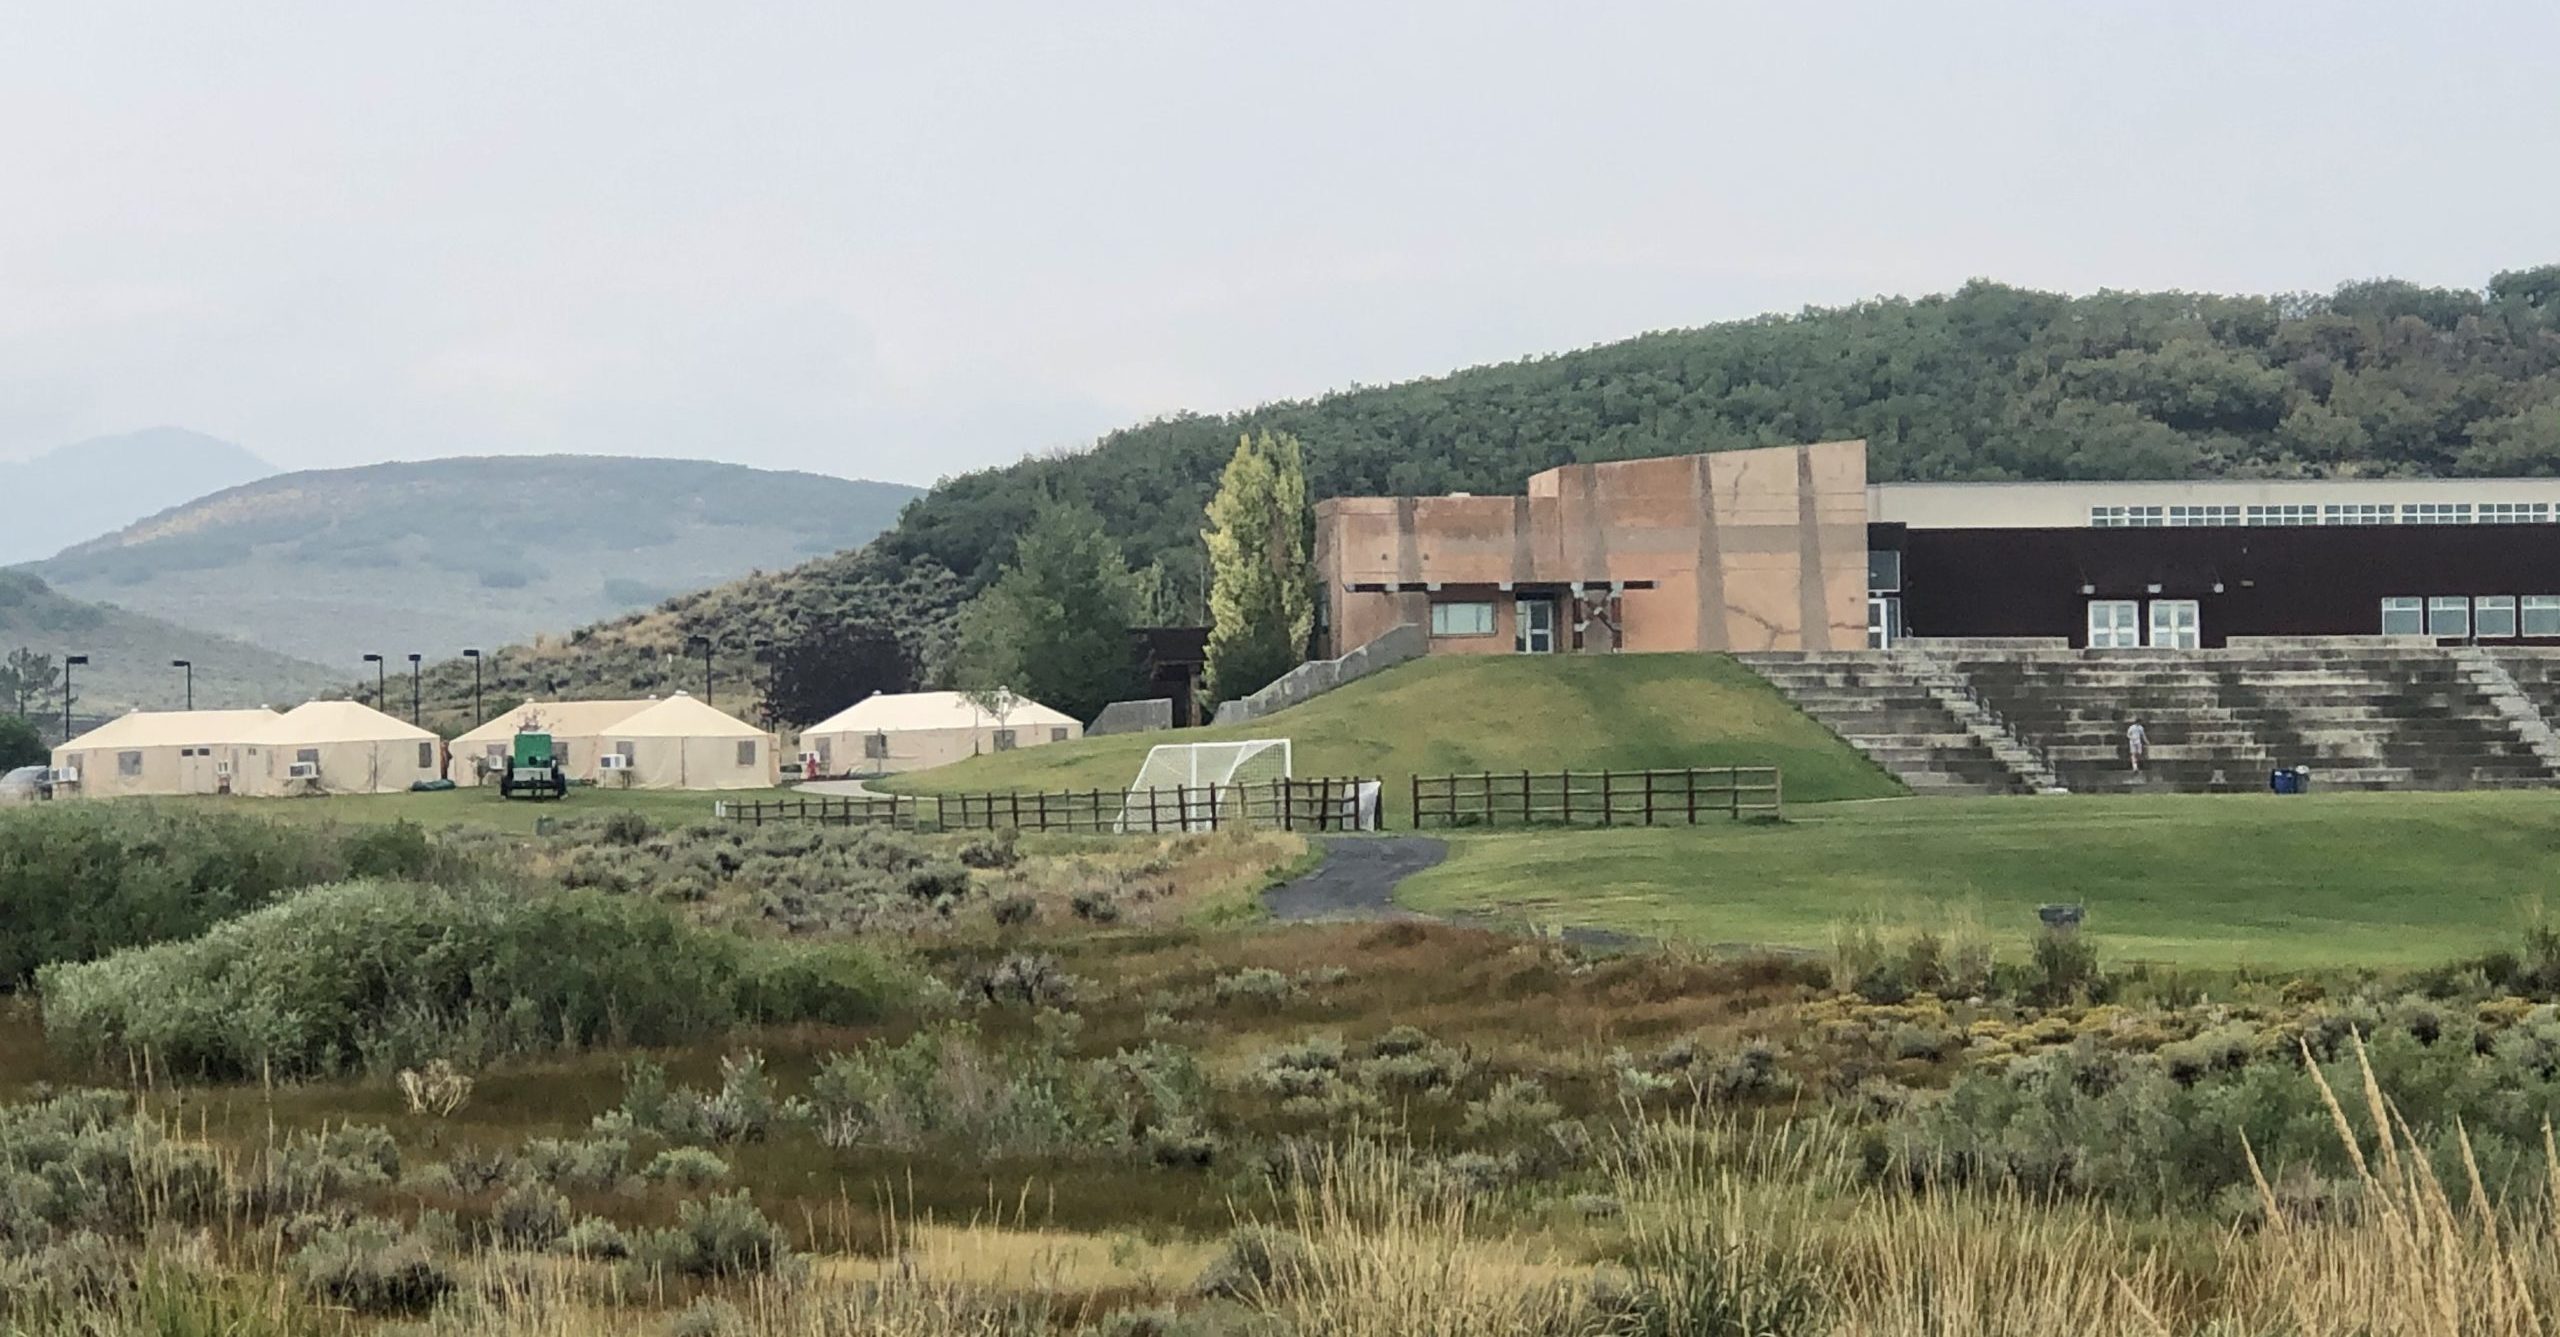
<box><xmin>1212</xmin><ymin>968</ymin><xmax>1296</xmax><ymax>1008</ymax></box>
<box><xmin>734</xmin><ymin>939</ymin><xmax>924</xmax><ymax>1027</ymax></box>
<box><xmin>990</xmin><ymin>893</ymin><xmax>1039</xmax><ymax>927</ymax></box>
<box><xmin>636</xmin><ymin>1192</ymin><xmax>791</xmax><ymax>1279</ymax></box>
<box><xmin>287</xmin><ymin>1217</ymin><xmax>454</xmax><ymax>1316</ymax></box>
<box><xmin>2026</xmin><ymin>929</ymin><xmax>2103</xmax><ymax>1005</ymax></box>
<box><xmin>40</xmin><ymin>882</ymin><xmax>922</xmax><ymax>1078</ymax></box>
<box><xmin>555</xmin><ymin>1216</ymin><xmax>632</xmax><ymax>1260</ymax></box>
<box><xmin>644</xmin><ymin>1146</ymin><xmax>732</xmax><ymax>1189</ymax></box>
<box><xmin>1462</xmin><ymin>1078</ymin><xmax>1563</xmax><ymax>1140</ymax></box>
<box><xmin>598</xmin><ymin>809</ymin><xmax>655</xmax><ymax>847</ymax></box>
<box><xmin>604</xmin><ymin>1054</ymin><xmax>783</xmax><ymax>1146</ymax></box>
<box><xmin>1071</xmin><ymin>888</ymin><xmax>1122</xmax><ymax>923</ymax></box>
<box><xmin>517</xmin><ymin>1136</ymin><xmax>627</xmax><ymax>1192</ymax></box>
<box><xmin>1192</xmin><ymin>1226</ymin><xmax>1309</xmax><ymax>1302</ymax></box>
<box><xmin>958</xmin><ymin>829</ymin><xmax>1021</xmax><ymax>870</ymax></box>
<box><xmin>492</xmin><ymin>1181</ymin><xmax>571</xmax><ymax>1249</ymax></box>
<box><xmin>969</xmin><ymin>953</ymin><xmax>1080</xmax><ymax>1009</ymax></box>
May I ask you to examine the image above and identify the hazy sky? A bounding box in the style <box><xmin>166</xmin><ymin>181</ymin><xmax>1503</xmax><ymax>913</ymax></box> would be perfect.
<box><xmin>4</xmin><ymin>3</ymin><xmax>2555</xmax><ymax>485</ymax></box>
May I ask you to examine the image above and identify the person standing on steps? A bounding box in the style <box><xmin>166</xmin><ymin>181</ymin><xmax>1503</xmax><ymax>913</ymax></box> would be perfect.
<box><xmin>2126</xmin><ymin>718</ymin><xmax>2149</xmax><ymax>774</ymax></box>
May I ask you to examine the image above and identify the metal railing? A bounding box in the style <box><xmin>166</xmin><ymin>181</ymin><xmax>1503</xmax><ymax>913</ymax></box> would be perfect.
<box><xmin>1410</xmin><ymin>766</ymin><xmax>1781</xmax><ymax>829</ymax></box>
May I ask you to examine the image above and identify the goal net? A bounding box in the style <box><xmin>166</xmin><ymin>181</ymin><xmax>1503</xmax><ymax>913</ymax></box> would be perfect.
<box><xmin>1117</xmin><ymin>739</ymin><xmax>1294</xmax><ymax>833</ymax></box>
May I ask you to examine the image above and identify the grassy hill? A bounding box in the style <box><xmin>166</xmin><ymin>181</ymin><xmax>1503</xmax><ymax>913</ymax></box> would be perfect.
<box><xmin>39</xmin><ymin>455</ymin><xmax>921</xmax><ymax>671</ymax></box>
<box><xmin>0</xmin><ymin>427</ymin><xmax>273</xmax><ymax>566</ymax></box>
<box><xmin>1401</xmin><ymin>790</ymin><xmax>2560</xmax><ymax>969</ymax></box>
<box><xmin>883</xmin><ymin>654</ymin><xmax>1903</xmax><ymax>814</ymax></box>
<box><xmin>0</xmin><ymin>571</ymin><xmax>340</xmax><ymax>723</ymax></box>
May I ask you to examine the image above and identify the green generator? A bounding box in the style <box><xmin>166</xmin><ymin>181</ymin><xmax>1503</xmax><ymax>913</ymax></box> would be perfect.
<box><xmin>497</xmin><ymin>731</ymin><xmax>569</xmax><ymax>800</ymax></box>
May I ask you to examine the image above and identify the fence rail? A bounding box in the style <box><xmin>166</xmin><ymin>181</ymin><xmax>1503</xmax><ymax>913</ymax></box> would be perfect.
<box><xmin>1410</xmin><ymin>766</ymin><xmax>1781</xmax><ymax>829</ymax></box>
<box><xmin>721</xmin><ymin>778</ymin><xmax>1381</xmax><ymax>835</ymax></box>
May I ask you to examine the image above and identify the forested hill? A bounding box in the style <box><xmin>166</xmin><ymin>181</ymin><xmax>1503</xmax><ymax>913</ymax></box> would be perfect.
<box><xmin>409</xmin><ymin>267</ymin><xmax>2560</xmax><ymax>725</ymax></box>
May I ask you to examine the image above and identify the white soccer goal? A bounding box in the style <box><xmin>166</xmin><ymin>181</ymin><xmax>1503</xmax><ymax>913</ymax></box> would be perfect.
<box><xmin>1117</xmin><ymin>739</ymin><xmax>1293</xmax><ymax>833</ymax></box>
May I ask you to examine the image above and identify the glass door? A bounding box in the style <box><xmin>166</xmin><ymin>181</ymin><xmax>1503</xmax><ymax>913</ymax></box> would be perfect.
<box><xmin>2148</xmin><ymin>599</ymin><xmax>2200</xmax><ymax>649</ymax></box>
<box><xmin>1515</xmin><ymin>597</ymin><xmax>1556</xmax><ymax>653</ymax></box>
<box><xmin>1867</xmin><ymin>596</ymin><xmax>1903</xmax><ymax>649</ymax></box>
<box><xmin>2087</xmin><ymin>600</ymin><xmax>2141</xmax><ymax>648</ymax></box>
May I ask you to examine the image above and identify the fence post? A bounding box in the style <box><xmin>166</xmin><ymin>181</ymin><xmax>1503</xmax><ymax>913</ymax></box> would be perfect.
<box><xmin>1729</xmin><ymin>767</ymin><xmax>1741</xmax><ymax>818</ymax></box>
<box><xmin>1411</xmin><ymin>774</ymin><xmax>1421</xmax><ymax>830</ymax></box>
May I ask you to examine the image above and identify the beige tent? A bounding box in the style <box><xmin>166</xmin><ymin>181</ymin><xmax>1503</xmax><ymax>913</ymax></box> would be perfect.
<box><xmin>241</xmin><ymin>701</ymin><xmax>442</xmax><ymax>797</ymax></box>
<box><xmin>799</xmin><ymin>690</ymin><xmax>1082</xmax><ymax>776</ymax></box>
<box><xmin>450</xmin><ymin>695</ymin><xmax>774</xmax><ymax>790</ymax></box>
<box><xmin>448</xmin><ymin>699</ymin><xmax>655</xmax><ymax>787</ymax></box>
<box><xmin>52</xmin><ymin>709</ymin><xmax>282</xmax><ymax>798</ymax></box>
<box><xmin>593</xmin><ymin>693</ymin><xmax>776</xmax><ymax>790</ymax></box>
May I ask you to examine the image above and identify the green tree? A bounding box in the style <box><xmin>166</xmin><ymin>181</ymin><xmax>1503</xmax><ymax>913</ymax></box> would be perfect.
<box><xmin>2</xmin><ymin>648</ymin><xmax>58</xmax><ymax>718</ymax></box>
<box><xmin>941</xmin><ymin>499</ymin><xmax>1140</xmax><ymax>724</ymax></box>
<box><xmin>1202</xmin><ymin>432</ymin><xmax>1315</xmax><ymax>704</ymax></box>
<box><xmin>0</xmin><ymin>715</ymin><xmax>41</xmax><ymax>769</ymax></box>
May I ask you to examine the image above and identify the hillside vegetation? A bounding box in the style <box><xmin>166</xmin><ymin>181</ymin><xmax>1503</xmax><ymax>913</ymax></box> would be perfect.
<box><xmin>0</xmin><ymin>570</ymin><xmax>341</xmax><ymax>720</ymax></box>
<box><xmin>0</xmin><ymin>427</ymin><xmax>273</xmax><ymax>566</ymax></box>
<box><xmin>886</xmin><ymin>654</ymin><xmax>1903</xmax><ymax>813</ymax></box>
<box><xmin>41</xmin><ymin>455</ymin><xmax>920</xmax><ymax>671</ymax></box>
<box><xmin>401</xmin><ymin>268</ymin><xmax>2560</xmax><ymax>716</ymax></box>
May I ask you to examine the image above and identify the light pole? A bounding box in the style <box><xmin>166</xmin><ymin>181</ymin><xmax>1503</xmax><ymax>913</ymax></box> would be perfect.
<box><xmin>686</xmin><ymin>635</ymin><xmax>713</xmax><ymax>705</ymax></box>
<box><xmin>361</xmin><ymin>653</ymin><xmax>385</xmax><ymax>711</ymax></box>
<box><xmin>170</xmin><ymin>659</ymin><xmax>193</xmax><ymax>711</ymax></box>
<box><xmin>462</xmin><ymin>649</ymin><xmax>484</xmax><ymax>725</ymax></box>
<box><xmin>407</xmin><ymin>653</ymin><xmax>422</xmax><ymax>726</ymax></box>
<box><xmin>63</xmin><ymin>654</ymin><xmax>87</xmax><ymax>743</ymax></box>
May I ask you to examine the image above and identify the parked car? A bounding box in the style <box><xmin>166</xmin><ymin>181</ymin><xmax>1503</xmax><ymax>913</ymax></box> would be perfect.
<box><xmin>0</xmin><ymin>764</ymin><xmax>50</xmax><ymax>804</ymax></box>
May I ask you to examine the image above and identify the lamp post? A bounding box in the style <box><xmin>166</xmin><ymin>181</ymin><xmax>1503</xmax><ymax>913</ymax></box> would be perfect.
<box><xmin>407</xmin><ymin>653</ymin><xmax>422</xmax><ymax>726</ymax></box>
<box><xmin>686</xmin><ymin>635</ymin><xmax>713</xmax><ymax>705</ymax></box>
<box><xmin>170</xmin><ymin>659</ymin><xmax>193</xmax><ymax>711</ymax></box>
<box><xmin>361</xmin><ymin>653</ymin><xmax>385</xmax><ymax>711</ymax></box>
<box><xmin>461</xmin><ymin>649</ymin><xmax>484</xmax><ymax>725</ymax></box>
<box><xmin>63</xmin><ymin>654</ymin><xmax>87</xmax><ymax>743</ymax></box>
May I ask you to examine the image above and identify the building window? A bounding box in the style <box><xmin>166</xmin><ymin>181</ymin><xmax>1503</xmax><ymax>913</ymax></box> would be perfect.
<box><xmin>296</xmin><ymin>748</ymin><xmax>320</xmax><ymax>766</ymax></box>
<box><xmin>2167</xmin><ymin>505</ymin><xmax>2240</xmax><ymax>527</ymax></box>
<box><xmin>2088</xmin><ymin>600</ymin><xmax>2142</xmax><ymax>649</ymax></box>
<box><xmin>118</xmin><ymin>751</ymin><xmax>142</xmax><ymax>777</ymax></box>
<box><xmin>2326</xmin><ymin>504</ymin><xmax>2398</xmax><ymax>525</ymax></box>
<box><xmin>1050</xmin><ymin>726</ymin><xmax>1069</xmax><ymax>743</ymax></box>
<box><xmin>993</xmin><ymin>729</ymin><xmax>1018</xmax><ymax>751</ymax></box>
<box><xmin>1515</xmin><ymin>597</ymin><xmax>1556</xmax><ymax>653</ymax></box>
<box><xmin>417</xmin><ymin>741</ymin><xmax>435</xmax><ymax>769</ymax></box>
<box><xmin>2244</xmin><ymin>504</ymin><xmax>2322</xmax><ymax>526</ymax></box>
<box><xmin>2481</xmin><ymin>502</ymin><xmax>2552</xmax><ymax>524</ymax></box>
<box><xmin>2381</xmin><ymin>597</ymin><xmax>2424</xmax><ymax>635</ymax></box>
<box><xmin>2524</xmin><ymin>597</ymin><xmax>2560</xmax><ymax>637</ymax></box>
<box><xmin>2406</xmin><ymin>503</ymin><xmax>2475</xmax><ymax>525</ymax></box>
<box><xmin>2478</xmin><ymin>596</ymin><xmax>2518</xmax><ymax>638</ymax></box>
<box><xmin>1429</xmin><ymin>601</ymin><xmax>1496</xmax><ymax>637</ymax></box>
<box><xmin>2148</xmin><ymin>600</ymin><xmax>2200</xmax><ymax>649</ymax></box>
<box><xmin>2428</xmin><ymin>596</ymin><xmax>2471</xmax><ymax>638</ymax></box>
<box><xmin>1866</xmin><ymin>549</ymin><xmax>1902</xmax><ymax>593</ymax></box>
<box><xmin>735</xmin><ymin>740</ymin><xmax>758</xmax><ymax>767</ymax></box>
<box><xmin>2091</xmin><ymin>505</ymin><xmax>2165</xmax><ymax>528</ymax></box>
<box><xmin>864</xmin><ymin>733</ymin><xmax>889</xmax><ymax>760</ymax></box>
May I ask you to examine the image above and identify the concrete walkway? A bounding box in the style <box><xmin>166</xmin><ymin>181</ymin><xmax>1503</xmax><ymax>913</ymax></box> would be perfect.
<box><xmin>1262</xmin><ymin>836</ymin><xmax>1446</xmax><ymax>922</ymax></box>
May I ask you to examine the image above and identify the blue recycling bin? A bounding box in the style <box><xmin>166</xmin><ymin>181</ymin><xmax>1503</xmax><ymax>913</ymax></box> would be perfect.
<box><xmin>2269</xmin><ymin>768</ymin><xmax>2296</xmax><ymax>795</ymax></box>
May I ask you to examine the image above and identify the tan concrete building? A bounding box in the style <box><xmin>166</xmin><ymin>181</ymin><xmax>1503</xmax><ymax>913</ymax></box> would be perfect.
<box><xmin>800</xmin><ymin>690</ymin><xmax>1082</xmax><ymax>777</ymax></box>
<box><xmin>1315</xmin><ymin>440</ymin><xmax>1869</xmax><ymax>657</ymax></box>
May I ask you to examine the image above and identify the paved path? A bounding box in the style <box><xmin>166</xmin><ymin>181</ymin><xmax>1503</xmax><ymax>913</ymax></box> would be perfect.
<box><xmin>1262</xmin><ymin>836</ymin><xmax>1447</xmax><ymax>922</ymax></box>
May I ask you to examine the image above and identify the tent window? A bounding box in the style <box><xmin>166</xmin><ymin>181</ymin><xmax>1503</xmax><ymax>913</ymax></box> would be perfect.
<box><xmin>994</xmin><ymin>730</ymin><xmax>1018</xmax><ymax>751</ymax></box>
<box><xmin>864</xmin><ymin>733</ymin><xmax>888</xmax><ymax>760</ymax></box>
<box><xmin>735</xmin><ymin>740</ymin><xmax>757</xmax><ymax>767</ymax></box>
<box><xmin>1050</xmin><ymin>727</ymin><xmax>1069</xmax><ymax>743</ymax></box>
<box><xmin>616</xmin><ymin>742</ymin><xmax>637</xmax><ymax>763</ymax></box>
<box><xmin>417</xmin><ymin>741</ymin><xmax>435</xmax><ymax>769</ymax></box>
<box><xmin>118</xmin><ymin>751</ymin><xmax>142</xmax><ymax>777</ymax></box>
<box><xmin>296</xmin><ymin>748</ymin><xmax>320</xmax><ymax>766</ymax></box>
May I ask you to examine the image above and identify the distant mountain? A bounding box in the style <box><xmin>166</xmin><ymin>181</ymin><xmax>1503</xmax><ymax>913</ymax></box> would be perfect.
<box><xmin>0</xmin><ymin>570</ymin><xmax>343</xmax><ymax>729</ymax></box>
<box><xmin>38</xmin><ymin>455</ymin><xmax>923</xmax><ymax>671</ymax></box>
<box><xmin>0</xmin><ymin>428</ymin><xmax>275</xmax><ymax>565</ymax></box>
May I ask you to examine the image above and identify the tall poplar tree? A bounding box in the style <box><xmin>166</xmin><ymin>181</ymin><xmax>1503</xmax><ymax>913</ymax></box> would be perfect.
<box><xmin>1202</xmin><ymin>431</ymin><xmax>1314</xmax><ymax>704</ymax></box>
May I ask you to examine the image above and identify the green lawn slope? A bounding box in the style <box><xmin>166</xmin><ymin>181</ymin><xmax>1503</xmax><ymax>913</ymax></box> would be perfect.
<box><xmin>885</xmin><ymin>654</ymin><xmax>1902</xmax><ymax>813</ymax></box>
<box><xmin>1400</xmin><ymin>790</ymin><xmax>2560</xmax><ymax>969</ymax></box>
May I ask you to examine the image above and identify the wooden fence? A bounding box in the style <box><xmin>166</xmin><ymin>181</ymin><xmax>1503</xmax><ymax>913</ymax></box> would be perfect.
<box><xmin>721</xmin><ymin>778</ymin><xmax>1381</xmax><ymax>835</ymax></box>
<box><xmin>1410</xmin><ymin>766</ymin><xmax>1781</xmax><ymax>829</ymax></box>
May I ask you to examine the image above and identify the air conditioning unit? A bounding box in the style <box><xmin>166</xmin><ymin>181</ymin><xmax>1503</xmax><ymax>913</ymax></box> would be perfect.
<box><xmin>287</xmin><ymin>762</ymin><xmax>321</xmax><ymax>780</ymax></box>
<box><xmin>46</xmin><ymin>767</ymin><xmax>79</xmax><ymax>785</ymax></box>
<box><xmin>598</xmin><ymin>754</ymin><xmax>632</xmax><ymax>771</ymax></box>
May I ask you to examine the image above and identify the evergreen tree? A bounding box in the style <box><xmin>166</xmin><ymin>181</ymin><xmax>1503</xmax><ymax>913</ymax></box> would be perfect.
<box><xmin>942</xmin><ymin>499</ymin><xmax>1140</xmax><ymax>723</ymax></box>
<box><xmin>1202</xmin><ymin>431</ymin><xmax>1314</xmax><ymax>704</ymax></box>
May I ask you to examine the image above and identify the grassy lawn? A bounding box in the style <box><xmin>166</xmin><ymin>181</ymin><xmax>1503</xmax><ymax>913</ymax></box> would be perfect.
<box><xmin>1399</xmin><ymin>789</ymin><xmax>2560</xmax><ymax>970</ymax></box>
<box><xmin>883</xmin><ymin>654</ymin><xmax>1903</xmax><ymax>817</ymax></box>
<box><xmin>148</xmin><ymin>785</ymin><xmax>786</xmax><ymax>834</ymax></box>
